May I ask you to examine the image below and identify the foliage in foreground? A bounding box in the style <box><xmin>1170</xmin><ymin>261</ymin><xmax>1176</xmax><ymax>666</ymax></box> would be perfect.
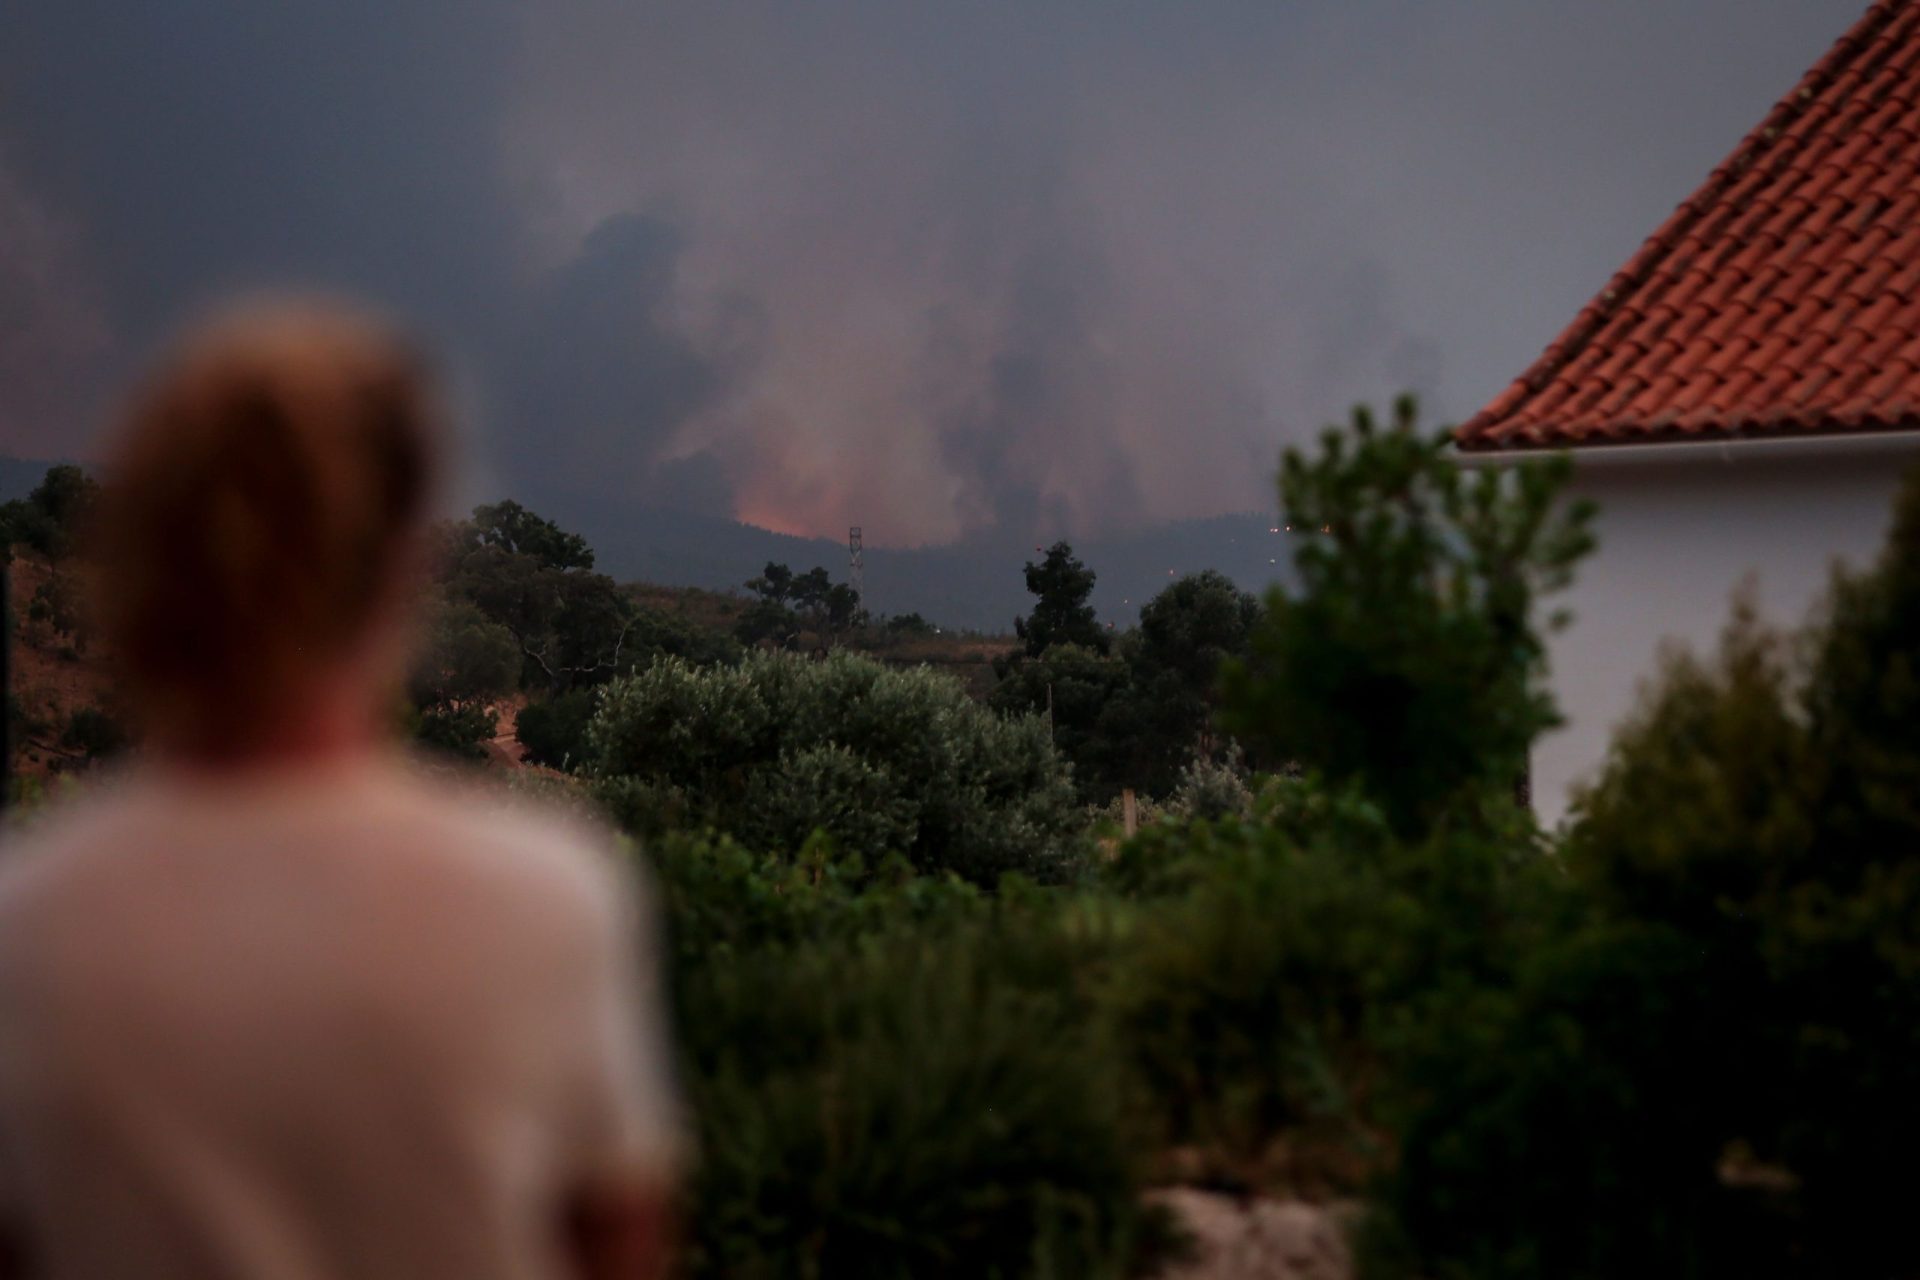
<box><xmin>650</xmin><ymin>834</ymin><xmax>1159</xmax><ymax>1280</ymax></box>
<box><xmin>605</xmin><ymin>397</ymin><xmax>1599</xmax><ymax>1279</ymax></box>
<box><xmin>590</xmin><ymin>651</ymin><xmax>1086</xmax><ymax>884</ymax></box>
<box><xmin>1222</xmin><ymin>396</ymin><xmax>1595</xmax><ymax>835</ymax></box>
<box><xmin>1371</xmin><ymin>469</ymin><xmax>1920</xmax><ymax>1278</ymax></box>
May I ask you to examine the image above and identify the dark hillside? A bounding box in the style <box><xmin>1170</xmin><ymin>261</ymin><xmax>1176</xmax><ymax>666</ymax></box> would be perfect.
<box><xmin>562</xmin><ymin>497</ymin><xmax>1296</xmax><ymax>632</ymax></box>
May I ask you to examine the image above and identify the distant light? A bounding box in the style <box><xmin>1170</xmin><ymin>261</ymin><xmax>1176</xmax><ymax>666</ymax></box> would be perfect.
<box><xmin>1270</xmin><ymin>527</ymin><xmax>1280</xmax><ymax>534</ymax></box>
<box><xmin>1283</xmin><ymin>524</ymin><xmax>1291</xmax><ymax>532</ymax></box>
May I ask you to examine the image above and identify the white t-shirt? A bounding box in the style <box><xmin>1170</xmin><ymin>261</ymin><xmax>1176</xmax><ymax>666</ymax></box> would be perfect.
<box><xmin>0</xmin><ymin>758</ymin><xmax>681</xmax><ymax>1280</ymax></box>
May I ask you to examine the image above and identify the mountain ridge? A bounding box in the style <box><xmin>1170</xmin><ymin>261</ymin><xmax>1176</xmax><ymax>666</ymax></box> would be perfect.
<box><xmin>1</xmin><ymin>458</ymin><xmax>1298</xmax><ymax>632</ymax></box>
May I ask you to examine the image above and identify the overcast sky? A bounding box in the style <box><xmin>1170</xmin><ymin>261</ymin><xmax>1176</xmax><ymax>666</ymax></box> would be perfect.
<box><xmin>0</xmin><ymin>0</ymin><xmax>1868</xmax><ymax>545</ymax></box>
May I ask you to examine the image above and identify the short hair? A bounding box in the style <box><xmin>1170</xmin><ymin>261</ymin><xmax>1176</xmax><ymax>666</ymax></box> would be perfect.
<box><xmin>94</xmin><ymin>301</ymin><xmax>444</xmax><ymax>758</ymax></box>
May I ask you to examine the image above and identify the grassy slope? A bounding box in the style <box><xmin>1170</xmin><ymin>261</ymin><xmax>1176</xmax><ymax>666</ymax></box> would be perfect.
<box><xmin>5</xmin><ymin>555</ymin><xmax>114</xmax><ymax>780</ymax></box>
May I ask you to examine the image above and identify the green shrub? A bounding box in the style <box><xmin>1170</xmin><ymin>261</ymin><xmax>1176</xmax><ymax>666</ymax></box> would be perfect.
<box><xmin>990</xmin><ymin>571</ymin><xmax>1259</xmax><ymax>805</ymax></box>
<box><xmin>1366</xmin><ymin>914</ymin><xmax>1761</xmax><ymax>1280</ymax></box>
<box><xmin>673</xmin><ymin>915</ymin><xmax>1145</xmax><ymax>1278</ymax></box>
<box><xmin>1109</xmin><ymin>790</ymin><xmax>1558</xmax><ymax>1200</ymax></box>
<box><xmin>1103</xmin><ymin>774</ymin><xmax>1389</xmax><ymax>900</ymax></box>
<box><xmin>737</xmin><ymin>743</ymin><xmax>920</xmax><ymax>863</ymax></box>
<box><xmin>515</xmin><ymin>687</ymin><xmax>598</xmax><ymax>770</ymax></box>
<box><xmin>646</xmin><ymin>831</ymin><xmax>1152</xmax><ymax>1279</ymax></box>
<box><xmin>646</xmin><ymin>831</ymin><xmax>983</xmax><ymax>968</ymax></box>
<box><xmin>629</xmin><ymin>605</ymin><xmax>743</xmax><ymax>669</ymax></box>
<box><xmin>408</xmin><ymin>594</ymin><xmax>520</xmax><ymax>712</ymax></box>
<box><xmin>589</xmin><ymin>652</ymin><xmax>1085</xmax><ymax>884</ymax></box>
<box><xmin>1374</xmin><ymin>471</ymin><xmax>1920</xmax><ymax>1278</ymax></box>
<box><xmin>1221</xmin><ymin>397</ymin><xmax>1593</xmax><ymax>836</ymax></box>
<box><xmin>989</xmin><ymin>643</ymin><xmax>1136</xmax><ymax>804</ymax></box>
<box><xmin>1115</xmin><ymin>829</ymin><xmax>1394</xmax><ymax>1192</ymax></box>
<box><xmin>1165</xmin><ymin>753</ymin><xmax>1254</xmax><ymax>822</ymax></box>
<box><xmin>410</xmin><ymin>704</ymin><xmax>497</xmax><ymax>761</ymax></box>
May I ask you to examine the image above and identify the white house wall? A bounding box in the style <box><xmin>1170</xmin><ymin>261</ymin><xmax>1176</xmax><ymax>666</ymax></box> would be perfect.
<box><xmin>1523</xmin><ymin>438</ymin><xmax>1920</xmax><ymax>825</ymax></box>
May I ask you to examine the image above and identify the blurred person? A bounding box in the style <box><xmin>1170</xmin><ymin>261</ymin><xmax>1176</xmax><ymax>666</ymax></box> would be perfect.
<box><xmin>0</xmin><ymin>303</ymin><xmax>679</xmax><ymax>1280</ymax></box>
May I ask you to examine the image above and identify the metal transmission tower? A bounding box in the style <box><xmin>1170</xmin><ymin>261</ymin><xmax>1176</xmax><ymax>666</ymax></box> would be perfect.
<box><xmin>847</xmin><ymin>527</ymin><xmax>865</xmax><ymax>609</ymax></box>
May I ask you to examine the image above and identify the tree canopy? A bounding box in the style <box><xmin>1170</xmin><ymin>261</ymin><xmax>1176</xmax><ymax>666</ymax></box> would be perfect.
<box><xmin>993</xmin><ymin>568</ymin><xmax>1259</xmax><ymax>803</ymax></box>
<box><xmin>1220</xmin><ymin>395</ymin><xmax>1595</xmax><ymax>835</ymax></box>
<box><xmin>1015</xmin><ymin>542</ymin><xmax>1108</xmax><ymax>657</ymax></box>
<box><xmin>1</xmin><ymin>465</ymin><xmax>99</xmax><ymax>566</ymax></box>
<box><xmin>468</xmin><ymin>499</ymin><xmax>594</xmax><ymax>571</ymax></box>
<box><xmin>413</xmin><ymin>500</ymin><xmax>741</xmax><ymax>760</ymax></box>
<box><xmin>737</xmin><ymin>560</ymin><xmax>862</xmax><ymax>650</ymax></box>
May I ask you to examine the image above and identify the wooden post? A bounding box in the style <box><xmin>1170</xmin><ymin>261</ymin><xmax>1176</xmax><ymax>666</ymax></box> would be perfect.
<box><xmin>1121</xmin><ymin>788</ymin><xmax>1137</xmax><ymax>838</ymax></box>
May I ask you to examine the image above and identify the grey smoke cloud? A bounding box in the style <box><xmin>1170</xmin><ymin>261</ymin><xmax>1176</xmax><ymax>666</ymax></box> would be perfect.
<box><xmin>500</xmin><ymin>213</ymin><xmax>736</xmax><ymax>514</ymax></box>
<box><xmin>0</xmin><ymin>0</ymin><xmax>1867</xmax><ymax>544</ymax></box>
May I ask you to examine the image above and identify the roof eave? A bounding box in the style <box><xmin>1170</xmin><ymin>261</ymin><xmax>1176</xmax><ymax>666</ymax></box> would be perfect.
<box><xmin>1452</xmin><ymin>424</ymin><xmax>1920</xmax><ymax>471</ymax></box>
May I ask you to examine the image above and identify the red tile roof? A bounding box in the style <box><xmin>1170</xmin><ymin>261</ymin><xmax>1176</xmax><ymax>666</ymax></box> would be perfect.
<box><xmin>1457</xmin><ymin>0</ymin><xmax>1920</xmax><ymax>451</ymax></box>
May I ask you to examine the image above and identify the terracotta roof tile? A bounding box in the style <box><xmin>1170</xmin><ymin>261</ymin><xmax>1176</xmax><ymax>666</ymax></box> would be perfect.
<box><xmin>1855</xmin><ymin>289</ymin><xmax>1906</xmax><ymax>337</ymax></box>
<box><xmin>1459</xmin><ymin>0</ymin><xmax>1920</xmax><ymax>450</ymax></box>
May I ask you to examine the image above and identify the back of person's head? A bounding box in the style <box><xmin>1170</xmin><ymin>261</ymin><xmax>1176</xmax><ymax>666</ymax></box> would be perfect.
<box><xmin>94</xmin><ymin>300</ymin><xmax>444</xmax><ymax>761</ymax></box>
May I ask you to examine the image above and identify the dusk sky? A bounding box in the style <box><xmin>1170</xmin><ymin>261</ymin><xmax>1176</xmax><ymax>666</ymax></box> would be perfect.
<box><xmin>0</xmin><ymin>0</ymin><xmax>1867</xmax><ymax>546</ymax></box>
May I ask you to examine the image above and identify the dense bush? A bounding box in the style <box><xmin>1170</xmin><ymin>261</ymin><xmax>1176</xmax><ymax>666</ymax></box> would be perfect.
<box><xmin>676</xmin><ymin>927</ymin><xmax>1146</xmax><ymax>1279</ymax></box>
<box><xmin>533</xmin><ymin>419</ymin><xmax>1920</xmax><ymax>1278</ymax></box>
<box><xmin>408</xmin><ymin>594</ymin><xmax>520</xmax><ymax>712</ymax></box>
<box><xmin>515</xmin><ymin>687</ymin><xmax>598</xmax><ymax>769</ymax></box>
<box><xmin>409</xmin><ymin>704</ymin><xmax>497</xmax><ymax>761</ymax></box>
<box><xmin>994</xmin><ymin>570</ymin><xmax>1259</xmax><ymax>804</ymax></box>
<box><xmin>735</xmin><ymin>561</ymin><xmax>862</xmax><ymax>652</ymax></box>
<box><xmin>647</xmin><ymin>832</ymin><xmax>984</xmax><ymax>969</ymax></box>
<box><xmin>434</xmin><ymin>502</ymin><xmax>653</xmax><ymax>697</ymax></box>
<box><xmin>647</xmin><ymin>832</ymin><xmax>1157</xmax><ymax>1279</ymax></box>
<box><xmin>0</xmin><ymin>464</ymin><xmax>97</xmax><ymax>566</ymax></box>
<box><xmin>1114</xmin><ymin>822</ymin><xmax>1396</xmax><ymax>1193</ymax></box>
<box><xmin>1106</xmin><ymin>778</ymin><xmax>1560</xmax><ymax>1201</ymax></box>
<box><xmin>589</xmin><ymin>652</ymin><xmax>1085</xmax><ymax>883</ymax></box>
<box><xmin>627</xmin><ymin>605</ymin><xmax>743</xmax><ymax>669</ymax></box>
<box><xmin>989</xmin><ymin>643</ymin><xmax>1137</xmax><ymax>803</ymax></box>
<box><xmin>1165</xmin><ymin>752</ymin><xmax>1255</xmax><ymax>823</ymax></box>
<box><xmin>488</xmin><ymin>399</ymin><xmax>1618</xmax><ymax>1277</ymax></box>
<box><xmin>1373</xmin><ymin>471</ymin><xmax>1920</xmax><ymax>1278</ymax></box>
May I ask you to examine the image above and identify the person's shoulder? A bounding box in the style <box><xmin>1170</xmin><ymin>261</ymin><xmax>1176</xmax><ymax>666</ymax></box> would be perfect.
<box><xmin>381</xmin><ymin>766</ymin><xmax>638</xmax><ymax>928</ymax></box>
<box><xmin>0</xmin><ymin>771</ymin><xmax>155</xmax><ymax>917</ymax></box>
